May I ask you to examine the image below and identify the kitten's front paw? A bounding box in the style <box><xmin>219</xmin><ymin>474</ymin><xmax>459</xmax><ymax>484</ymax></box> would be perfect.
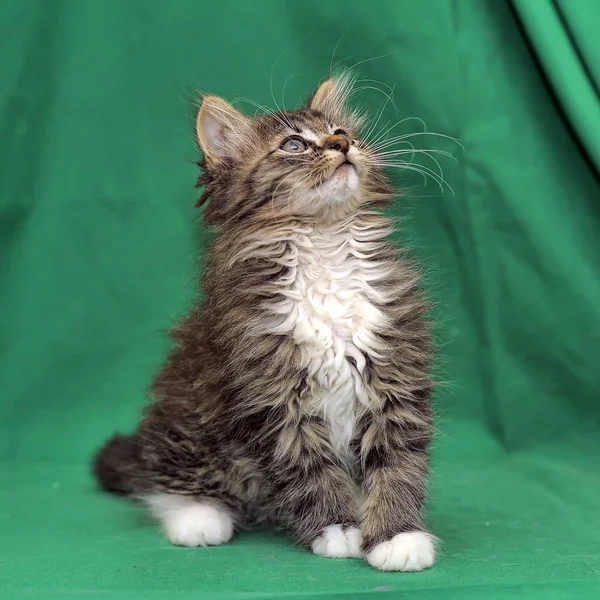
<box><xmin>366</xmin><ymin>531</ymin><xmax>435</xmax><ymax>571</ymax></box>
<box><xmin>162</xmin><ymin>503</ymin><xmax>234</xmax><ymax>548</ymax></box>
<box><xmin>311</xmin><ymin>524</ymin><xmax>363</xmax><ymax>558</ymax></box>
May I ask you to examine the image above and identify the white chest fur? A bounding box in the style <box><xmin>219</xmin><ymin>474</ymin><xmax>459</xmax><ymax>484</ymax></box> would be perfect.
<box><xmin>265</xmin><ymin>222</ymin><xmax>391</xmax><ymax>463</ymax></box>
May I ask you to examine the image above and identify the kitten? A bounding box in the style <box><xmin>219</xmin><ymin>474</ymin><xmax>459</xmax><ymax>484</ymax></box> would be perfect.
<box><xmin>93</xmin><ymin>72</ymin><xmax>436</xmax><ymax>572</ymax></box>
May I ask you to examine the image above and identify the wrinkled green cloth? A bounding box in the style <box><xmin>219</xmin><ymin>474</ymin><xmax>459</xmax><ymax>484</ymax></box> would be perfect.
<box><xmin>1</xmin><ymin>1</ymin><xmax>599</xmax><ymax>598</ymax></box>
<box><xmin>513</xmin><ymin>0</ymin><xmax>600</xmax><ymax>172</ymax></box>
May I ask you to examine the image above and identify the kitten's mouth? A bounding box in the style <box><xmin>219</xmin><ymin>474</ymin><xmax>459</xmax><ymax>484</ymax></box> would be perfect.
<box><xmin>315</xmin><ymin>156</ymin><xmax>359</xmax><ymax>192</ymax></box>
<box><xmin>333</xmin><ymin>157</ymin><xmax>356</xmax><ymax>176</ymax></box>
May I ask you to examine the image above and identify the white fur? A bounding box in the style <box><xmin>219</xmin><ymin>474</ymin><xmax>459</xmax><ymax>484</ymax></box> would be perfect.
<box><xmin>311</xmin><ymin>524</ymin><xmax>363</xmax><ymax>558</ymax></box>
<box><xmin>303</xmin><ymin>147</ymin><xmax>361</xmax><ymax>206</ymax></box>
<box><xmin>366</xmin><ymin>532</ymin><xmax>436</xmax><ymax>572</ymax></box>
<box><xmin>315</xmin><ymin>161</ymin><xmax>360</xmax><ymax>204</ymax></box>
<box><xmin>264</xmin><ymin>220</ymin><xmax>391</xmax><ymax>463</ymax></box>
<box><xmin>144</xmin><ymin>494</ymin><xmax>234</xmax><ymax>547</ymax></box>
<box><xmin>300</xmin><ymin>128</ymin><xmax>320</xmax><ymax>143</ymax></box>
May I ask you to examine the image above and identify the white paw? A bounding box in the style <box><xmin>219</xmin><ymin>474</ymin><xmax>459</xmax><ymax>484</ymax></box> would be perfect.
<box><xmin>366</xmin><ymin>531</ymin><xmax>435</xmax><ymax>571</ymax></box>
<box><xmin>144</xmin><ymin>494</ymin><xmax>234</xmax><ymax>547</ymax></box>
<box><xmin>311</xmin><ymin>525</ymin><xmax>363</xmax><ymax>558</ymax></box>
<box><xmin>162</xmin><ymin>502</ymin><xmax>234</xmax><ymax>547</ymax></box>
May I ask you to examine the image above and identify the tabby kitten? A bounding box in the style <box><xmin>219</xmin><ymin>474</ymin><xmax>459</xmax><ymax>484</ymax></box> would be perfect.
<box><xmin>94</xmin><ymin>73</ymin><xmax>436</xmax><ymax>572</ymax></box>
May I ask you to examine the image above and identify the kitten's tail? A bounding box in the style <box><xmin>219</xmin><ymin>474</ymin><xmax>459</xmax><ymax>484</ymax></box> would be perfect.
<box><xmin>92</xmin><ymin>434</ymin><xmax>142</xmax><ymax>497</ymax></box>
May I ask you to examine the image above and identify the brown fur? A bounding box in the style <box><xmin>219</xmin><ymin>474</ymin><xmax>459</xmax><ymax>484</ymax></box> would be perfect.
<box><xmin>94</xmin><ymin>72</ymin><xmax>434</xmax><ymax>560</ymax></box>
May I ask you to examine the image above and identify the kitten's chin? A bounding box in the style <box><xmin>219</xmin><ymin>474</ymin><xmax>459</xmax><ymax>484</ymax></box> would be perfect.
<box><xmin>319</xmin><ymin>165</ymin><xmax>360</xmax><ymax>204</ymax></box>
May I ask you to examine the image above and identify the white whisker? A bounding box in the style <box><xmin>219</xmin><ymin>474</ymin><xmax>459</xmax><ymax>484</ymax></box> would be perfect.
<box><xmin>375</xmin><ymin>149</ymin><xmax>457</xmax><ymax>160</ymax></box>
<box><xmin>269</xmin><ymin>43</ymin><xmax>298</xmax><ymax>116</ymax></box>
<box><xmin>329</xmin><ymin>33</ymin><xmax>346</xmax><ymax>77</ymax></box>
<box><xmin>281</xmin><ymin>73</ymin><xmax>299</xmax><ymax>113</ymax></box>
<box><xmin>371</xmin><ymin>162</ymin><xmax>454</xmax><ymax>195</ymax></box>
<box><xmin>367</xmin><ymin>117</ymin><xmax>428</xmax><ymax>149</ymax></box>
<box><xmin>348</xmin><ymin>52</ymin><xmax>392</xmax><ymax>71</ymax></box>
<box><xmin>349</xmin><ymin>84</ymin><xmax>398</xmax><ymax>118</ymax></box>
<box><xmin>362</xmin><ymin>85</ymin><xmax>396</xmax><ymax>144</ymax></box>
<box><xmin>372</xmin><ymin>131</ymin><xmax>464</xmax><ymax>152</ymax></box>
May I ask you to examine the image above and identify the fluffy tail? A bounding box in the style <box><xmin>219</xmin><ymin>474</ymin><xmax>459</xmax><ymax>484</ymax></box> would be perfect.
<box><xmin>92</xmin><ymin>434</ymin><xmax>142</xmax><ymax>497</ymax></box>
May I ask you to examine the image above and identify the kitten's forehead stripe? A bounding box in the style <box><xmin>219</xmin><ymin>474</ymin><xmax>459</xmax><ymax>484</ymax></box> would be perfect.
<box><xmin>300</xmin><ymin>130</ymin><xmax>319</xmax><ymax>143</ymax></box>
<box><xmin>256</xmin><ymin>109</ymin><xmax>330</xmax><ymax>137</ymax></box>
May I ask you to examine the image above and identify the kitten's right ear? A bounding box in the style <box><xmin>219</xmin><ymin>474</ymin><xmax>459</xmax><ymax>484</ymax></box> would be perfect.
<box><xmin>308</xmin><ymin>71</ymin><xmax>355</xmax><ymax>122</ymax></box>
<box><xmin>196</xmin><ymin>95</ymin><xmax>251</xmax><ymax>165</ymax></box>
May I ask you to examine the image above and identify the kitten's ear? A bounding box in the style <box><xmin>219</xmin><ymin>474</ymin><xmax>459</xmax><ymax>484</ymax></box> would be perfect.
<box><xmin>196</xmin><ymin>96</ymin><xmax>251</xmax><ymax>164</ymax></box>
<box><xmin>308</xmin><ymin>72</ymin><xmax>355</xmax><ymax>121</ymax></box>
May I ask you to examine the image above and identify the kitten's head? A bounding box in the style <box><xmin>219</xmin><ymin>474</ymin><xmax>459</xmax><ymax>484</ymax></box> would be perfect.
<box><xmin>195</xmin><ymin>72</ymin><xmax>393</xmax><ymax>225</ymax></box>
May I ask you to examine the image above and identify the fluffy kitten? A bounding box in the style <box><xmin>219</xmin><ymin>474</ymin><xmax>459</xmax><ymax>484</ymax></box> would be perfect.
<box><xmin>94</xmin><ymin>73</ymin><xmax>436</xmax><ymax>572</ymax></box>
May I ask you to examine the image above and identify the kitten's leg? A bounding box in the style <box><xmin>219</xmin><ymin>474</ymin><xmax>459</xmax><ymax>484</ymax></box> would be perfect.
<box><xmin>143</xmin><ymin>494</ymin><xmax>234</xmax><ymax>547</ymax></box>
<box><xmin>358</xmin><ymin>399</ymin><xmax>436</xmax><ymax>571</ymax></box>
<box><xmin>94</xmin><ymin>433</ymin><xmax>259</xmax><ymax>548</ymax></box>
<box><xmin>259</xmin><ymin>416</ymin><xmax>361</xmax><ymax>558</ymax></box>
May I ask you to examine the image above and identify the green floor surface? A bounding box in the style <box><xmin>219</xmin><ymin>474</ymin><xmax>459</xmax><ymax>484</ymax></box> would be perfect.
<box><xmin>3</xmin><ymin>425</ymin><xmax>599</xmax><ymax>598</ymax></box>
<box><xmin>0</xmin><ymin>430</ymin><xmax>600</xmax><ymax>599</ymax></box>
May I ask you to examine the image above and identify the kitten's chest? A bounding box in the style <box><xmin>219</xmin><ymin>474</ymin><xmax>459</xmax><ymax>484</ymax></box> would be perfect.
<box><xmin>292</xmin><ymin>244</ymin><xmax>380</xmax><ymax>367</ymax></box>
<box><xmin>268</xmin><ymin>226</ymin><xmax>389</xmax><ymax>460</ymax></box>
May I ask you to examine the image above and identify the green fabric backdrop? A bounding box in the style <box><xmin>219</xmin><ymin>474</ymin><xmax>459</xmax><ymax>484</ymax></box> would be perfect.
<box><xmin>1</xmin><ymin>0</ymin><xmax>599</xmax><ymax>598</ymax></box>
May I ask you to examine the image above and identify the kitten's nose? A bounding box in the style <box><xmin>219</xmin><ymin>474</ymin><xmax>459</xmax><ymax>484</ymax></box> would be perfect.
<box><xmin>323</xmin><ymin>135</ymin><xmax>350</xmax><ymax>154</ymax></box>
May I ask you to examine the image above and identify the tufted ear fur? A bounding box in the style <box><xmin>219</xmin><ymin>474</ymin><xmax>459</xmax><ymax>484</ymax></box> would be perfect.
<box><xmin>196</xmin><ymin>95</ymin><xmax>252</xmax><ymax>165</ymax></box>
<box><xmin>308</xmin><ymin>71</ymin><xmax>356</xmax><ymax>123</ymax></box>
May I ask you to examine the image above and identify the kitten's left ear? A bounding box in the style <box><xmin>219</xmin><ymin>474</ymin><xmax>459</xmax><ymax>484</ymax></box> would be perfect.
<box><xmin>308</xmin><ymin>71</ymin><xmax>355</xmax><ymax>122</ymax></box>
<box><xmin>196</xmin><ymin>95</ymin><xmax>251</xmax><ymax>164</ymax></box>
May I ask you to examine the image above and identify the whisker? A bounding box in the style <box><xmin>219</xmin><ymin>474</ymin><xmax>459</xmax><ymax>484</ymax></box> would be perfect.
<box><xmin>356</xmin><ymin>78</ymin><xmax>397</xmax><ymax>100</ymax></box>
<box><xmin>329</xmin><ymin>33</ymin><xmax>346</xmax><ymax>77</ymax></box>
<box><xmin>233</xmin><ymin>97</ymin><xmax>292</xmax><ymax>130</ymax></box>
<box><xmin>371</xmin><ymin>162</ymin><xmax>454</xmax><ymax>194</ymax></box>
<box><xmin>348</xmin><ymin>52</ymin><xmax>392</xmax><ymax>71</ymax></box>
<box><xmin>362</xmin><ymin>85</ymin><xmax>396</xmax><ymax>143</ymax></box>
<box><xmin>349</xmin><ymin>84</ymin><xmax>398</xmax><ymax>118</ymax></box>
<box><xmin>367</xmin><ymin>117</ymin><xmax>428</xmax><ymax>148</ymax></box>
<box><xmin>361</xmin><ymin>104</ymin><xmax>386</xmax><ymax>142</ymax></box>
<box><xmin>377</xmin><ymin>139</ymin><xmax>417</xmax><ymax>163</ymax></box>
<box><xmin>269</xmin><ymin>43</ymin><xmax>298</xmax><ymax>116</ymax></box>
<box><xmin>281</xmin><ymin>73</ymin><xmax>299</xmax><ymax>113</ymax></box>
<box><xmin>372</xmin><ymin>131</ymin><xmax>464</xmax><ymax>152</ymax></box>
<box><xmin>375</xmin><ymin>149</ymin><xmax>457</xmax><ymax>160</ymax></box>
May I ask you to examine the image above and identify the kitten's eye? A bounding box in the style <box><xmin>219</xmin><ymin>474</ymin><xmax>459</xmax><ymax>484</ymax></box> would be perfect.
<box><xmin>280</xmin><ymin>136</ymin><xmax>307</xmax><ymax>153</ymax></box>
<box><xmin>333</xmin><ymin>129</ymin><xmax>348</xmax><ymax>136</ymax></box>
